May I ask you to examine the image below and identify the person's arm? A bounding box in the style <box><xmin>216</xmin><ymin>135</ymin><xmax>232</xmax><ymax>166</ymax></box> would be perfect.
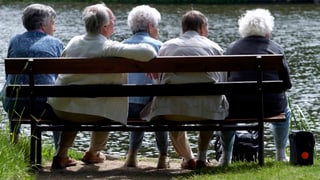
<box><xmin>279</xmin><ymin>56</ymin><xmax>292</xmax><ymax>90</ymax></box>
<box><xmin>103</xmin><ymin>41</ymin><xmax>157</xmax><ymax>61</ymax></box>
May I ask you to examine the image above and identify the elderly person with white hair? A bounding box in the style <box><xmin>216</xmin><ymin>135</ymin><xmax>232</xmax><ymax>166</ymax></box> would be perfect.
<box><xmin>48</xmin><ymin>3</ymin><xmax>157</xmax><ymax>169</ymax></box>
<box><xmin>121</xmin><ymin>5</ymin><xmax>169</xmax><ymax>169</ymax></box>
<box><xmin>220</xmin><ymin>8</ymin><xmax>292</xmax><ymax>166</ymax></box>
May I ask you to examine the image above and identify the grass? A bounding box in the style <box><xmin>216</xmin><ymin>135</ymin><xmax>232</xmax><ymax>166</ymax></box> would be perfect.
<box><xmin>1</xmin><ymin>130</ymin><xmax>320</xmax><ymax>179</ymax></box>
<box><xmin>289</xmin><ymin>97</ymin><xmax>316</xmax><ymax>132</ymax></box>
<box><xmin>173</xmin><ymin>159</ymin><xmax>320</xmax><ymax>179</ymax></box>
<box><xmin>0</xmin><ymin>129</ymin><xmax>33</xmax><ymax>180</ymax></box>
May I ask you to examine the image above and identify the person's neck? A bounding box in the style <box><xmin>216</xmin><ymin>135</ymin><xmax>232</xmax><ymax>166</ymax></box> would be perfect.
<box><xmin>32</xmin><ymin>29</ymin><xmax>45</xmax><ymax>33</ymax></box>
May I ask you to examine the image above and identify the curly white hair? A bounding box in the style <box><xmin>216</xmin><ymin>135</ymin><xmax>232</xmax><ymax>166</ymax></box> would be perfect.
<box><xmin>127</xmin><ymin>5</ymin><xmax>161</xmax><ymax>33</ymax></box>
<box><xmin>238</xmin><ymin>8</ymin><xmax>274</xmax><ymax>38</ymax></box>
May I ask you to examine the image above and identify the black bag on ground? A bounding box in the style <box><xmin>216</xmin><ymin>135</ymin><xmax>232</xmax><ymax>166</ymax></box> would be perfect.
<box><xmin>289</xmin><ymin>131</ymin><xmax>315</xmax><ymax>165</ymax></box>
<box><xmin>215</xmin><ymin>131</ymin><xmax>258</xmax><ymax>162</ymax></box>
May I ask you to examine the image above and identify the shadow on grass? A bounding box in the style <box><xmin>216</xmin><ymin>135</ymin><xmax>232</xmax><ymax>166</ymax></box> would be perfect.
<box><xmin>179</xmin><ymin>160</ymin><xmax>276</xmax><ymax>178</ymax></box>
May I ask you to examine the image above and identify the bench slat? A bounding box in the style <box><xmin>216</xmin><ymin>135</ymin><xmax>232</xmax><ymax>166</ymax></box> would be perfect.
<box><xmin>6</xmin><ymin>81</ymin><xmax>284</xmax><ymax>97</ymax></box>
<box><xmin>11</xmin><ymin>113</ymin><xmax>285</xmax><ymax>126</ymax></box>
<box><xmin>4</xmin><ymin>55</ymin><xmax>284</xmax><ymax>74</ymax></box>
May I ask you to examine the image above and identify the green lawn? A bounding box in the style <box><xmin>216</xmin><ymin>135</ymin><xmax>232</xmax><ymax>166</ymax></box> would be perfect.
<box><xmin>1</xmin><ymin>127</ymin><xmax>318</xmax><ymax>180</ymax></box>
<box><xmin>174</xmin><ymin>159</ymin><xmax>319</xmax><ymax>180</ymax></box>
<box><xmin>0</xmin><ymin>131</ymin><xmax>33</xmax><ymax>180</ymax></box>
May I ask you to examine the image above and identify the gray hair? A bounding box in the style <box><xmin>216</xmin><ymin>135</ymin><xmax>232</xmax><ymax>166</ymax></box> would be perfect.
<box><xmin>127</xmin><ymin>5</ymin><xmax>161</xmax><ymax>33</ymax></box>
<box><xmin>22</xmin><ymin>4</ymin><xmax>56</xmax><ymax>31</ymax></box>
<box><xmin>82</xmin><ymin>3</ymin><xmax>111</xmax><ymax>34</ymax></box>
<box><xmin>181</xmin><ymin>10</ymin><xmax>208</xmax><ymax>33</ymax></box>
<box><xmin>238</xmin><ymin>8</ymin><xmax>274</xmax><ymax>38</ymax></box>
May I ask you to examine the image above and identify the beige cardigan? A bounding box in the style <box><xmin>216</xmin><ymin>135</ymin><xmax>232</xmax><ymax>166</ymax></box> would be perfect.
<box><xmin>141</xmin><ymin>31</ymin><xmax>229</xmax><ymax>121</ymax></box>
<box><xmin>48</xmin><ymin>33</ymin><xmax>156</xmax><ymax>124</ymax></box>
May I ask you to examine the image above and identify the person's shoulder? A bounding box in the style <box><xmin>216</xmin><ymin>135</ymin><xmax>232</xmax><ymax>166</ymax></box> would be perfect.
<box><xmin>38</xmin><ymin>35</ymin><xmax>63</xmax><ymax>51</ymax></box>
<box><xmin>45</xmin><ymin>35</ymin><xmax>63</xmax><ymax>44</ymax></box>
<box><xmin>121</xmin><ymin>36</ymin><xmax>133</xmax><ymax>43</ymax></box>
<box><xmin>226</xmin><ymin>39</ymin><xmax>239</xmax><ymax>48</ymax></box>
<box><xmin>9</xmin><ymin>32</ymin><xmax>25</xmax><ymax>43</ymax></box>
<box><xmin>144</xmin><ymin>37</ymin><xmax>163</xmax><ymax>48</ymax></box>
<box><xmin>268</xmin><ymin>39</ymin><xmax>284</xmax><ymax>54</ymax></box>
<box><xmin>104</xmin><ymin>39</ymin><xmax>120</xmax><ymax>46</ymax></box>
<box><xmin>105</xmin><ymin>39</ymin><xmax>150</xmax><ymax>49</ymax></box>
<box><xmin>269</xmin><ymin>39</ymin><xmax>283</xmax><ymax>48</ymax></box>
<box><xmin>162</xmin><ymin>37</ymin><xmax>179</xmax><ymax>45</ymax></box>
<box><xmin>200</xmin><ymin>37</ymin><xmax>223</xmax><ymax>52</ymax></box>
<box><xmin>143</xmin><ymin>35</ymin><xmax>163</xmax><ymax>44</ymax></box>
<box><xmin>66</xmin><ymin>34</ymin><xmax>86</xmax><ymax>44</ymax></box>
<box><xmin>123</xmin><ymin>35</ymin><xmax>163</xmax><ymax>45</ymax></box>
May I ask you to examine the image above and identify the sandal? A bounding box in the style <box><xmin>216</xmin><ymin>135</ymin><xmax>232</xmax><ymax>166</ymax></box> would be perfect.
<box><xmin>51</xmin><ymin>156</ymin><xmax>77</xmax><ymax>169</ymax></box>
<box><xmin>81</xmin><ymin>151</ymin><xmax>106</xmax><ymax>164</ymax></box>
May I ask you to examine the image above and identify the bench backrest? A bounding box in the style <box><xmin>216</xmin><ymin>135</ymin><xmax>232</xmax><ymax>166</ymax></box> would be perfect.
<box><xmin>4</xmin><ymin>55</ymin><xmax>285</xmax><ymax>98</ymax></box>
<box><xmin>5</xmin><ymin>55</ymin><xmax>284</xmax><ymax>73</ymax></box>
<box><xmin>4</xmin><ymin>55</ymin><xmax>286</xmax><ymax>168</ymax></box>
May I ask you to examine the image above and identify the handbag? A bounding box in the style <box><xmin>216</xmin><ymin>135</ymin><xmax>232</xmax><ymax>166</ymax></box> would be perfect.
<box><xmin>214</xmin><ymin>130</ymin><xmax>258</xmax><ymax>162</ymax></box>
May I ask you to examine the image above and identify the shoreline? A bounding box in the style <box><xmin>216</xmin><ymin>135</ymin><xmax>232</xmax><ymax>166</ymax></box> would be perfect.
<box><xmin>0</xmin><ymin>0</ymin><xmax>318</xmax><ymax>4</ymax></box>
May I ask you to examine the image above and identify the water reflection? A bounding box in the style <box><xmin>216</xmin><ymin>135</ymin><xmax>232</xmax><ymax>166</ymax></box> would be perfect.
<box><xmin>0</xmin><ymin>3</ymin><xmax>319</xmax><ymax>159</ymax></box>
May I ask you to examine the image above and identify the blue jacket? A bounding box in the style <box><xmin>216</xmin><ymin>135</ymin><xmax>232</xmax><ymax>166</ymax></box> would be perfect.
<box><xmin>122</xmin><ymin>31</ymin><xmax>162</xmax><ymax>105</ymax></box>
<box><xmin>2</xmin><ymin>31</ymin><xmax>63</xmax><ymax>116</ymax></box>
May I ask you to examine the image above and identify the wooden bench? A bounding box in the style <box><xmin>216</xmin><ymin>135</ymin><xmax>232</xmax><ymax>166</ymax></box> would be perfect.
<box><xmin>4</xmin><ymin>55</ymin><xmax>286</xmax><ymax>169</ymax></box>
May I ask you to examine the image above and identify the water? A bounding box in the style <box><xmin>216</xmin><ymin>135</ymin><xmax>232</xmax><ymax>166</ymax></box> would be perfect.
<box><xmin>0</xmin><ymin>3</ymin><xmax>319</xmax><ymax>159</ymax></box>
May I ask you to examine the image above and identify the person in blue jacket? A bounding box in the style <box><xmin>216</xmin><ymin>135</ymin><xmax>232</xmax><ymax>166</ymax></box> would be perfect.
<box><xmin>2</xmin><ymin>3</ymin><xmax>63</xmax><ymax>148</ymax></box>
<box><xmin>122</xmin><ymin>5</ymin><xmax>169</xmax><ymax>169</ymax></box>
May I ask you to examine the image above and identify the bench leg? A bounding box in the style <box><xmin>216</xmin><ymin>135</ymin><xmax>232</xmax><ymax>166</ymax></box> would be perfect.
<box><xmin>258</xmin><ymin>122</ymin><xmax>264</xmax><ymax>166</ymax></box>
<box><xmin>36</xmin><ymin>128</ymin><xmax>42</xmax><ymax>168</ymax></box>
<box><xmin>30</xmin><ymin>123</ymin><xmax>36</xmax><ymax>168</ymax></box>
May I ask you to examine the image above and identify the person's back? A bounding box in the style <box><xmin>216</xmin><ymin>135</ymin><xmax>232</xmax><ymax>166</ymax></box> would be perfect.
<box><xmin>6</xmin><ymin>32</ymin><xmax>61</xmax><ymax>85</ymax></box>
<box><xmin>160</xmin><ymin>32</ymin><xmax>221</xmax><ymax>56</ymax></box>
<box><xmin>158</xmin><ymin>31</ymin><xmax>225</xmax><ymax>84</ymax></box>
<box><xmin>142</xmin><ymin>11</ymin><xmax>228</xmax><ymax>122</ymax></box>
<box><xmin>49</xmin><ymin>3</ymin><xmax>156</xmax><ymax>169</ymax></box>
<box><xmin>223</xmin><ymin>8</ymin><xmax>292</xmax><ymax>164</ymax></box>
<box><xmin>226</xmin><ymin>36</ymin><xmax>291</xmax><ymax>118</ymax></box>
<box><xmin>121</xmin><ymin>5</ymin><xmax>169</xmax><ymax>169</ymax></box>
<box><xmin>2</xmin><ymin>3</ymin><xmax>63</xmax><ymax>146</ymax></box>
<box><xmin>141</xmin><ymin>10</ymin><xmax>228</xmax><ymax>170</ymax></box>
<box><xmin>48</xmin><ymin>5</ymin><xmax>156</xmax><ymax>124</ymax></box>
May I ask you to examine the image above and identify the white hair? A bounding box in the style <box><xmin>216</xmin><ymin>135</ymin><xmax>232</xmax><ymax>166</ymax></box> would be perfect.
<box><xmin>127</xmin><ymin>5</ymin><xmax>161</xmax><ymax>33</ymax></box>
<box><xmin>238</xmin><ymin>8</ymin><xmax>274</xmax><ymax>38</ymax></box>
<box><xmin>82</xmin><ymin>3</ymin><xmax>111</xmax><ymax>34</ymax></box>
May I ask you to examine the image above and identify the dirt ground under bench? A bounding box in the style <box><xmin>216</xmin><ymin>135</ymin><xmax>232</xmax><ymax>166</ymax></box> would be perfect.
<box><xmin>37</xmin><ymin>157</ymin><xmax>194</xmax><ymax>180</ymax></box>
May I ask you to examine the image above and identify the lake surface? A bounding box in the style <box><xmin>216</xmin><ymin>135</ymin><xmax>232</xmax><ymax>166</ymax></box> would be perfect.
<box><xmin>0</xmin><ymin>2</ymin><xmax>319</xmax><ymax>159</ymax></box>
